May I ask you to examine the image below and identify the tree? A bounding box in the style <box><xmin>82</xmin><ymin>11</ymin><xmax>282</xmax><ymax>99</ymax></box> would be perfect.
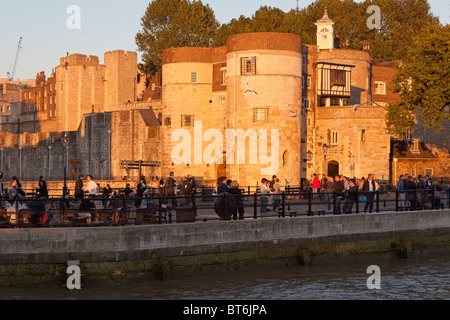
<box><xmin>361</xmin><ymin>0</ymin><xmax>439</xmax><ymax>63</ymax></box>
<box><xmin>386</xmin><ymin>22</ymin><xmax>450</xmax><ymax>135</ymax></box>
<box><xmin>213</xmin><ymin>6</ymin><xmax>295</xmax><ymax>47</ymax></box>
<box><xmin>136</xmin><ymin>0</ymin><xmax>219</xmax><ymax>80</ymax></box>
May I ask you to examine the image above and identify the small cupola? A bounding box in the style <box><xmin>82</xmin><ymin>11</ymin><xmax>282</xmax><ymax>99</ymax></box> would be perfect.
<box><xmin>315</xmin><ymin>8</ymin><xmax>338</xmax><ymax>52</ymax></box>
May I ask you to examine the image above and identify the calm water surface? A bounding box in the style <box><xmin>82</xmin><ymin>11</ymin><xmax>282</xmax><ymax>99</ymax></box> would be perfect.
<box><xmin>1</xmin><ymin>252</ymin><xmax>449</xmax><ymax>300</ymax></box>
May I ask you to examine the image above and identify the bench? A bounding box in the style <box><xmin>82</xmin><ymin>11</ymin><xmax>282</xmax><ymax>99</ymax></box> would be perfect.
<box><xmin>277</xmin><ymin>210</ymin><xmax>297</xmax><ymax>218</ymax></box>
<box><xmin>306</xmin><ymin>210</ymin><xmax>326</xmax><ymax>216</ymax></box>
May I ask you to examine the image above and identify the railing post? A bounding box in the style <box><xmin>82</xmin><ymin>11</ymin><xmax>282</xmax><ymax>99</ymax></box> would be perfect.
<box><xmin>14</xmin><ymin>200</ymin><xmax>19</xmax><ymax>228</ymax></box>
<box><xmin>158</xmin><ymin>195</ymin><xmax>163</xmax><ymax>224</ymax></box>
<box><xmin>414</xmin><ymin>188</ymin><xmax>418</xmax><ymax>211</ymax></box>
<box><xmin>431</xmin><ymin>188</ymin><xmax>435</xmax><ymax>210</ymax></box>
<box><xmin>281</xmin><ymin>192</ymin><xmax>285</xmax><ymax>218</ymax></box>
<box><xmin>355</xmin><ymin>189</ymin><xmax>359</xmax><ymax>214</ymax></box>
<box><xmin>395</xmin><ymin>189</ymin><xmax>399</xmax><ymax>212</ymax></box>
<box><xmin>376</xmin><ymin>190</ymin><xmax>380</xmax><ymax>213</ymax></box>
<box><xmin>307</xmin><ymin>191</ymin><xmax>312</xmax><ymax>216</ymax></box>
<box><xmin>253</xmin><ymin>193</ymin><xmax>258</xmax><ymax>220</ymax></box>
<box><xmin>332</xmin><ymin>191</ymin><xmax>336</xmax><ymax>215</ymax></box>
<box><xmin>192</xmin><ymin>193</ymin><xmax>197</xmax><ymax>222</ymax></box>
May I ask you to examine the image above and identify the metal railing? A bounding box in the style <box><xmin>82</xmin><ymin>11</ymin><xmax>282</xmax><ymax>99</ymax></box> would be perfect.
<box><xmin>0</xmin><ymin>188</ymin><xmax>448</xmax><ymax>229</ymax></box>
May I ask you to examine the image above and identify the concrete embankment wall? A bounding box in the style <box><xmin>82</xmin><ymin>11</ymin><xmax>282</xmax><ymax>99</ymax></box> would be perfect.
<box><xmin>0</xmin><ymin>210</ymin><xmax>449</xmax><ymax>286</ymax></box>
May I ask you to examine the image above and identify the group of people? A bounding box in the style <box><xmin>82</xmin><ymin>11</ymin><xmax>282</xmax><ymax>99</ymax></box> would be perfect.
<box><xmin>215</xmin><ymin>175</ymin><xmax>282</xmax><ymax>219</ymax></box>
<box><xmin>314</xmin><ymin>173</ymin><xmax>381</xmax><ymax>214</ymax></box>
<box><xmin>396</xmin><ymin>173</ymin><xmax>443</xmax><ymax>210</ymax></box>
<box><xmin>0</xmin><ymin>172</ymin><xmax>48</xmax><ymax>202</ymax></box>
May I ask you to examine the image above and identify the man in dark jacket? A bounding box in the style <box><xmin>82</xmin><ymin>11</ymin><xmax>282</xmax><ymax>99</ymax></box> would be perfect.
<box><xmin>164</xmin><ymin>172</ymin><xmax>177</xmax><ymax>207</ymax></box>
<box><xmin>75</xmin><ymin>175</ymin><xmax>84</xmax><ymax>199</ymax></box>
<box><xmin>342</xmin><ymin>179</ymin><xmax>359</xmax><ymax>214</ymax></box>
<box><xmin>217</xmin><ymin>176</ymin><xmax>229</xmax><ymax>195</ymax></box>
<box><xmin>333</xmin><ymin>175</ymin><xmax>345</xmax><ymax>214</ymax></box>
<box><xmin>363</xmin><ymin>174</ymin><xmax>376</xmax><ymax>213</ymax></box>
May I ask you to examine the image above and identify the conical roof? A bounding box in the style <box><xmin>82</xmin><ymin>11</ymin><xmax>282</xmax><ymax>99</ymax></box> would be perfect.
<box><xmin>316</xmin><ymin>7</ymin><xmax>334</xmax><ymax>24</ymax></box>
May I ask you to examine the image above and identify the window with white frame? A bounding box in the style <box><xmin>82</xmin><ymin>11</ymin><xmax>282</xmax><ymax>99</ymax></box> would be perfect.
<box><xmin>411</xmin><ymin>140</ymin><xmax>419</xmax><ymax>152</ymax></box>
<box><xmin>331</xmin><ymin>131</ymin><xmax>338</xmax><ymax>145</ymax></box>
<box><xmin>424</xmin><ymin>169</ymin><xmax>433</xmax><ymax>177</ymax></box>
<box><xmin>374</xmin><ymin>81</ymin><xmax>386</xmax><ymax>95</ymax></box>
<box><xmin>221</xmin><ymin>67</ymin><xmax>227</xmax><ymax>85</ymax></box>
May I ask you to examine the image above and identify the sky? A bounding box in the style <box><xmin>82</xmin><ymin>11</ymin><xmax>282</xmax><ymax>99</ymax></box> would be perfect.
<box><xmin>0</xmin><ymin>0</ymin><xmax>448</xmax><ymax>81</ymax></box>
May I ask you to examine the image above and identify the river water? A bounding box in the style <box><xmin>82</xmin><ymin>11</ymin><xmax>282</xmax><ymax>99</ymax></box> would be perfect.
<box><xmin>1</xmin><ymin>251</ymin><xmax>448</xmax><ymax>301</ymax></box>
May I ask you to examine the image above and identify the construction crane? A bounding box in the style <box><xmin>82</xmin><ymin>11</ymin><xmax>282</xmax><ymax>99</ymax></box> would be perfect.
<box><xmin>7</xmin><ymin>37</ymin><xmax>23</xmax><ymax>81</ymax></box>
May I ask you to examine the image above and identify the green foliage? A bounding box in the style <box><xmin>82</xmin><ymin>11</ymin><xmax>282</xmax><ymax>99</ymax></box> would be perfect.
<box><xmin>386</xmin><ymin>22</ymin><xmax>450</xmax><ymax>134</ymax></box>
<box><xmin>212</xmin><ymin>0</ymin><xmax>439</xmax><ymax>63</ymax></box>
<box><xmin>136</xmin><ymin>0</ymin><xmax>219</xmax><ymax>79</ymax></box>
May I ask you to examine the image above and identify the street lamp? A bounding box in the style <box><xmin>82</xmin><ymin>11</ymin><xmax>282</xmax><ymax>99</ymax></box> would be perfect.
<box><xmin>322</xmin><ymin>143</ymin><xmax>329</xmax><ymax>176</ymax></box>
<box><xmin>306</xmin><ymin>150</ymin><xmax>313</xmax><ymax>162</ymax></box>
<box><xmin>62</xmin><ymin>132</ymin><xmax>70</xmax><ymax>194</ymax></box>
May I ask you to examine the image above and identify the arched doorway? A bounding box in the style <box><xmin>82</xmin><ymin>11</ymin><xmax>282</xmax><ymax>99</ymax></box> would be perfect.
<box><xmin>327</xmin><ymin>161</ymin><xmax>339</xmax><ymax>177</ymax></box>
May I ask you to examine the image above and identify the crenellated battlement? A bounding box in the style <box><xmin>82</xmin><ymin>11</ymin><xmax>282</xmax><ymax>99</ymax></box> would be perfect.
<box><xmin>104</xmin><ymin>50</ymin><xmax>138</xmax><ymax>59</ymax></box>
<box><xmin>59</xmin><ymin>53</ymin><xmax>100</xmax><ymax>67</ymax></box>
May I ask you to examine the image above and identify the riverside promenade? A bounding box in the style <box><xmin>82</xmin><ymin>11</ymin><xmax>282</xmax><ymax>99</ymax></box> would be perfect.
<box><xmin>0</xmin><ymin>209</ymin><xmax>449</xmax><ymax>287</ymax></box>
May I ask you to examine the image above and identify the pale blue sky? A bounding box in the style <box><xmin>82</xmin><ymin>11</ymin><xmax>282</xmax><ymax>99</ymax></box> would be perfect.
<box><xmin>1</xmin><ymin>0</ymin><xmax>448</xmax><ymax>81</ymax></box>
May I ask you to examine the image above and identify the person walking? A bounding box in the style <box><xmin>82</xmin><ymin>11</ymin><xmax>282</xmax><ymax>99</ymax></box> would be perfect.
<box><xmin>312</xmin><ymin>174</ymin><xmax>321</xmax><ymax>200</ymax></box>
<box><xmin>187</xmin><ymin>174</ymin><xmax>196</xmax><ymax>194</ymax></box>
<box><xmin>272</xmin><ymin>178</ymin><xmax>281</xmax><ymax>211</ymax></box>
<box><xmin>182</xmin><ymin>177</ymin><xmax>194</xmax><ymax>206</ymax></box>
<box><xmin>259</xmin><ymin>178</ymin><xmax>270</xmax><ymax>217</ymax></box>
<box><xmin>229</xmin><ymin>180</ymin><xmax>245</xmax><ymax>220</ymax></box>
<box><xmin>342</xmin><ymin>179</ymin><xmax>359</xmax><ymax>214</ymax></box>
<box><xmin>397</xmin><ymin>175</ymin><xmax>406</xmax><ymax>210</ymax></box>
<box><xmin>85</xmin><ymin>175</ymin><xmax>99</xmax><ymax>198</ymax></box>
<box><xmin>165</xmin><ymin>172</ymin><xmax>177</xmax><ymax>207</ymax></box>
<box><xmin>75</xmin><ymin>175</ymin><xmax>84</xmax><ymax>199</ymax></box>
<box><xmin>405</xmin><ymin>176</ymin><xmax>417</xmax><ymax>210</ymax></box>
<box><xmin>325</xmin><ymin>176</ymin><xmax>334</xmax><ymax>212</ymax></box>
<box><xmin>333</xmin><ymin>175</ymin><xmax>345</xmax><ymax>214</ymax></box>
<box><xmin>363</xmin><ymin>174</ymin><xmax>376</xmax><ymax>213</ymax></box>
